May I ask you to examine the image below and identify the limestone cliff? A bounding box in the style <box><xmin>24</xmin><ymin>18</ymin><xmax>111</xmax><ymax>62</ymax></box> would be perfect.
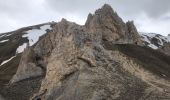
<box><xmin>0</xmin><ymin>4</ymin><xmax>170</xmax><ymax>100</ymax></box>
<box><xmin>85</xmin><ymin>4</ymin><xmax>142</xmax><ymax>44</ymax></box>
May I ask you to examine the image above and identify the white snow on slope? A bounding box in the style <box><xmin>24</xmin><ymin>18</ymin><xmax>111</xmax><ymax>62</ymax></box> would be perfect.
<box><xmin>0</xmin><ymin>56</ymin><xmax>16</xmax><ymax>66</ymax></box>
<box><xmin>0</xmin><ymin>39</ymin><xmax>9</xmax><ymax>43</ymax></box>
<box><xmin>0</xmin><ymin>34</ymin><xmax>6</xmax><ymax>38</ymax></box>
<box><xmin>148</xmin><ymin>43</ymin><xmax>158</xmax><ymax>49</ymax></box>
<box><xmin>16</xmin><ymin>43</ymin><xmax>27</xmax><ymax>53</ymax></box>
<box><xmin>0</xmin><ymin>33</ymin><xmax>12</xmax><ymax>38</ymax></box>
<box><xmin>167</xmin><ymin>36</ymin><xmax>170</xmax><ymax>42</ymax></box>
<box><xmin>22</xmin><ymin>24</ymin><xmax>52</xmax><ymax>46</ymax></box>
<box><xmin>140</xmin><ymin>32</ymin><xmax>170</xmax><ymax>49</ymax></box>
<box><xmin>5</xmin><ymin>34</ymin><xmax>12</xmax><ymax>37</ymax></box>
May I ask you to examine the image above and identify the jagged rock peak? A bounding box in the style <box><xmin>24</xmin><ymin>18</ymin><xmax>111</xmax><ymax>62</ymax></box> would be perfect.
<box><xmin>61</xmin><ymin>18</ymin><xmax>67</xmax><ymax>23</ymax></box>
<box><xmin>58</xmin><ymin>18</ymin><xmax>70</xmax><ymax>26</ymax></box>
<box><xmin>85</xmin><ymin>4</ymin><xmax>123</xmax><ymax>27</ymax></box>
<box><xmin>126</xmin><ymin>21</ymin><xmax>143</xmax><ymax>45</ymax></box>
<box><xmin>85</xmin><ymin>4</ymin><xmax>141</xmax><ymax>44</ymax></box>
<box><xmin>95</xmin><ymin>4</ymin><xmax>115</xmax><ymax>15</ymax></box>
<box><xmin>1</xmin><ymin>4</ymin><xmax>170</xmax><ymax>100</ymax></box>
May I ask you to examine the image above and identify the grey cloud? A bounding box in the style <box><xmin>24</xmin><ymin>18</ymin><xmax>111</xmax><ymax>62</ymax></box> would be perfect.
<box><xmin>44</xmin><ymin>0</ymin><xmax>170</xmax><ymax>35</ymax></box>
<box><xmin>0</xmin><ymin>0</ymin><xmax>170</xmax><ymax>35</ymax></box>
<box><xmin>44</xmin><ymin>0</ymin><xmax>105</xmax><ymax>13</ymax></box>
<box><xmin>160</xmin><ymin>16</ymin><xmax>170</xmax><ymax>21</ymax></box>
<box><xmin>45</xmin><ymin>0</ymin><xmax>170</xmax><ymax>18</ymax></box>
<box><xmin>0</xmin><ymin>0</ymin><xmax>61</xmax><ymax>32</ymax></box>
<box><xmin>110</xmin><ymin>0</ymin><xmax>170</xmax><ymax>18</ymax></box>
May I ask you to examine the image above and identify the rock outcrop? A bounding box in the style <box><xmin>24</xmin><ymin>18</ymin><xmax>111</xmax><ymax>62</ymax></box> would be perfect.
<box><xmin>31</xmin><ymin>4</ymin><xmax>169</xmax><ymax>100</ymax></box>
<box><xmin>159</xmin><ymin>43</ymin><xmax>170</xmax><ymax>56</ymax></box>
<box><xmin>85</xmin><ymin>4</ymin><xmax>142</xmax><ymax>45</ymax></box>
<box><xmin>11</xmin><ymin>4</ymin><xmax>142</xmax><ymax>84</ymax></box>
<box><xmin>10</xmin><ymin>47</ymin><xmax>44</xmax><ymax>83</ymax></box>
<box><xmin>0</xmin><ymin>4</ymin><xmax>170</xmax><ymax>100</ymax></box>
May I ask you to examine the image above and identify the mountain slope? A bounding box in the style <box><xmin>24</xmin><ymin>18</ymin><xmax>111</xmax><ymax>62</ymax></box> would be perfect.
<box><xmin>0</xmin><ymin>23</ymin><xmax>56</xmax><ymax>64</ymax></box>
<box><xmin>0</xmin><ymin>4</ymin><xmax>170</xmax><ymax>100</ymax></box>
<box><xmin>140</xmin><ymin>32</ymin><xmax>170</xmax><ymax>55</ymax></box>
<box><xmin>140</xmin><ymin>32</ymin><xmax>170</xmax><ymax>49</ymax></box>
<box><xmin>0</xmin><ymin>22</ymin><xmax>56</xmax><ymax>99</ymax></box>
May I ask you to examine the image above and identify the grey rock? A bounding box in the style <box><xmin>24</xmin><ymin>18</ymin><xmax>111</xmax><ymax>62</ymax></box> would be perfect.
<box><xmin>0</xmin><ymin>4</ymin><xmax>169</xmax><ymax>100</ymax></box>
<box><xmin>159</xmin><ymin>42</ymin><xmax>170</xmax><ymax>56</ymax></box>
<box><xmin>29</xmin><ymin>4</ymin><xmax>170</xmax><ymax>100</ymax></box>
<box><xmin>85</xmin><ymin>4</ymin><xmax>142</xmax><ymax>45</ymax></box>
<box><xmin>10</xmin><ymin>47</ymin><xmax>44</xmax><ymax>83</ymax></box>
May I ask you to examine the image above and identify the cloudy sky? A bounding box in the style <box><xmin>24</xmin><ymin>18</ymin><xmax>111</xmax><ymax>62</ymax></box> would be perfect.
<box><xmin>0</xmin><ymin>0</ymin><xmax>170</xmax><ymax>35</ymax></box>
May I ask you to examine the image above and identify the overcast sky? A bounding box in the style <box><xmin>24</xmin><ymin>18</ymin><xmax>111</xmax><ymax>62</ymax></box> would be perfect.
<box><xmin>0</xmin><ymin>0</ymin><xmax>170</xmax><ymax>36</ymax></box>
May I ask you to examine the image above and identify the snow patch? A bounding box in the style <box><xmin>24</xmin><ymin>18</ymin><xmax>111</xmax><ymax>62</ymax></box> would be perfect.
<box><xmin>140</xmin><ymin>34</ymin><xmax>158</xmax><ymax>49</ymax></box>
<box><xmin>0</xmin><ymin>56</ymin><xmax>16</xmax><ymax>66</ymax></box>
<box><xmin>140</xmin><ymin>32</ymin><xmax>170</xmax><ymax>49</ymax></box>
<box><xmin>0</xmin><ymin>39</ymin><xmax>9</xmax><ymax>43</ymax></box>
<box><xmin>0</xmin><ymin>34</ymin><xmax>6</xmax><ymax>38</ymax></box>
<box><xmin>23</xmin><ymin>24</ymin><xmax>52</xmax><ymax>46</ymax></box>
<box><xmin>16</xmin><ymin>43</ymin><xmax>27</xmax><ymax>53</ymax></box>
<box><xmin>167</xmin><ymin>36</ymin><xmax>170</xmax><ymax>42</ymax></box>
<box><xmin>5</xmin><ymin>34</ymin><xmax>12</xmax><ymax>37</ymax></box>
<box><xmin>0</xmin><ymin>33</ymin><xmax>12</xmax><ymax>38</ymax></box>
<box><xmin>148</xmin><ymin>44</ymin><xmax>158</xmax><ymax>49</ymax></box>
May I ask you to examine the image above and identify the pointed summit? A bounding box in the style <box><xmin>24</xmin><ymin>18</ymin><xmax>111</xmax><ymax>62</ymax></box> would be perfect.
<box><xmin>85</xmin><ymin>4</ymin><xmax>141</xmax><ymax>44</ymax></box>
<box><xmin>61</xmin><ymin>18</ymin><xmax>67</xmax><ymax>22</ymax></box>
<box><xmin>102</xmin><ymin>4</ymin><xmax>113</xmax><ymax>10</ymax></box>
<box><xmin>95</xmin><ymin>4</ymin><xmax>114</xmax><ymax>15</ymax></box>
<box><xmin>85</xmin><ymin>4</ymin><xmax>122</xmax><ymax>27</ymax></box>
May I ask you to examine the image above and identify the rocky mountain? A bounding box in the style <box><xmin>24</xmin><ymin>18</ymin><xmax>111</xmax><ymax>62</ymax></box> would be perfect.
<box><xmin>140</xmin><ymin>32</ymin><xmax>170</xmax><ymax>55</ymax></box>
<box><xmin>0</xmin><ymin>4</ymin><xmax>170</xmax><ymax>100</ymax></box>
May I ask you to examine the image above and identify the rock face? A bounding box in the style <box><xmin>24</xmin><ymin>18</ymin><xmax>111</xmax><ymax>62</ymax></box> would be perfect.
<box><xmin>10</xmin><ymin>4</ymin><xmax>142</xmax><ymax>85</ymax></box>
<box><xmin>0</xmin><ymin>4</ymin><xmax>170</xmax><ymax>100</ymax></box>
<box><xmin>159</xmin><ymin>43</ymin><xmax>170</xmax><ymax>56</ymax></box>
<box><xmin>0</xmin><ymin>23</ymin><xmax>56</xmax><ymax>99</ymax></box>
<box><xmin>10</xmin><ymin>47</ymin><xmax>44</xmax><ymax>83</ymax></box>
<box><xmin>85</xmin><ymin>4</ymin><xmax>142</xmax><ymax>45</ymax></box>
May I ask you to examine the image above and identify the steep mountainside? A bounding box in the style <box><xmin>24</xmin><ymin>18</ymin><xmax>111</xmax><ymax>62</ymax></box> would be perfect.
<box><xmin>0</xmin><ymin>23</ymin><xmax>56</xmax><ymax>65</ymax></box>
<box><xmin>0</xmin><ymin>4</ymin><xmax>170</xmax><ymax>100</ymax></box>
<box><xmin>0</xmin><ymin>23</ymin><xmax>56</xmax><ymax>100</ymax></box>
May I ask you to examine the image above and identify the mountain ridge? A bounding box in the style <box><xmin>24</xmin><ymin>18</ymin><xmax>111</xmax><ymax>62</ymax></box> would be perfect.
<box><xmin>0</xmin><ymin>4</ymin><xmax>170</xmax><ymax>100</ymax></box>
